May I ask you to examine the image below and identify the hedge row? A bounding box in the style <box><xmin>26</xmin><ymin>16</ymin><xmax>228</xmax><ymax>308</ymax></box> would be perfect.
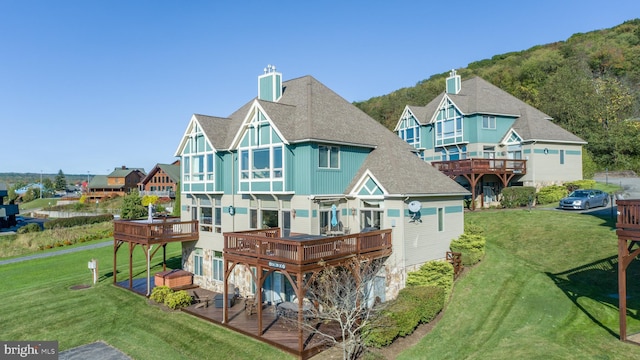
<box><xmin>536</xmin><ymin>185</ymin><xmax>568</xmax><ymax>205</ymax></box>
<box><xmin>44</xmin><ymin>214</ymin><xmax>114</xmax><ymax>229</ymax></box>
<box><xmin>406</xmin><ymin>260</ymin><xmax>453</xmax><ymax>300</ymax></box>
<box><xmin>450</xmin><ymin>233</ymin><xmax>486</xmax><ymax>266</ymax></box>
<box><xmin>500</xmin><ymin>186</ymin><xmax>536</xmax><ymax>208</ymax></box>
<box><xmin>364</xmin><ymin>286</ymin><xmax>444</xmax><ymax>347</ymax></box>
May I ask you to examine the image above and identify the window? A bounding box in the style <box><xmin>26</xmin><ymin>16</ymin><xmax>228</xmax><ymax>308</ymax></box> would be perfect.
<box><xmin>320</xmin><ymin>209</ymin><xmax>341</xmax><ymax>233</ymax></box>
<box><xmin>319</xmin><ymin>145</ymin><xmax>339</xmax><ymax>169</ymax></box>
<box><xmin>194</xmin><ymin>249</ymin><xmax>203</xmax><ymax>276</ymax></box>
<box><xmin>273</xmin><ymin>146</ymin><xmax>283</xmax><ymax>178</ymax></box>
<box><xmin>206</xmin><ymin>154</ymin><xmax>214</xmax><ymax>180</ymax></box>
<box><xmin>435</xmin><ymin>99</ymin><xmax>463</xmax><ymax>146</ymax></box>
<box><xmin>212</xmin><ymin>251</ymin><xmax>223</xmax><ymax>281</ymax></box>
<box><xmin>240</xmin><ymin>150</ymin><xmax>249</xmax><ymax>179</ymax></box>
<box><xmin>183</xmin><ymin>157</ymin><xmax>190</xmax><ymax>181</ymax></box>
<box><xmin>560</xmin><ymin>149</ymin><xmax>565</xmax><ymax>165</ymax></box>
<box><xmin>482</xmin><ymin>116</ymin><xmax>496</xmax><ymax>129</ymax></box>
<box><xmin>252</xmin><ymin>148</ymin><xmax>270</xmax><ymax>178</ymax></box>
<box><xmin>250</xmin><ymin>209</ymin><xmax>258</xmax><ymax>229</ymax></box>
<box><xmin>483</xmin><ymin>146</ymin><xmax>495</xmax><ymax>159</ymax></box>
<box><xmin>437</xmin><ymin>207</ymin><xmax>444</xmax><ymax>232</ymax></box>
<box><xmin>240</xmin><ymin>146</ymin><xmax>283</xmax><ymax>180</ymax></box>
<box><xmin>200</xmin><ymin>206</ymin><xmax>212</xmax><ymax>232</ymax></box>
<box><xmin>214</xmin><ymin>199</ymin><xmax>222</xmax><ymax>233</ymax></box>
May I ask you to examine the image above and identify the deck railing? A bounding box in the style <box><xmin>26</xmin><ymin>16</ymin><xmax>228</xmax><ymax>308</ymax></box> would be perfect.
<box><xmin>432</xmin><ymin>158</ymin><xmax>527</xmax><ymax>175</ymax></box>
<box><xmin>616</xmin><ymin>199</ymin><xmax>640</xmax><ymax>231</ymax></box>
<box><xmin>113</xmin><ymin>218</ymin><xmax>199</xmax><ymax>244</ymax></box>
<box><xmin>224</xmin><ymin>228</ymin><xmax>392</xmax><ymax>266</ymax></box>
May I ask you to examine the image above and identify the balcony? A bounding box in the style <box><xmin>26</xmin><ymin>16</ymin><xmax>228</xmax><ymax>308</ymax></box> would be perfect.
<box><xmin>432</xmin><ymin>158</ymin><xmax>527</xmax><ymax>176</ymax></box>
<box><xmin>224</xmin><ymin>228</ymin><xmax>393</xmax><ymax>272</ymax></box>
<box><xmin>113</xmin><ymin>218</ymin><xmax>199</xmax><ymax>244</ymax></box>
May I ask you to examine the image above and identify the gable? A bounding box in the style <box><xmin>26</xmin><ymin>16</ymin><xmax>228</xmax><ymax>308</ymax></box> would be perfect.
<box><xmin>230</xmin><ymin>102</ymin><xmax>288</xmax><ymax>150</ymax></box>
<box><xmin>350</xmin><ymin>170</ymin><xmax>388</xmax><ymax>198</ymax></box>
<box><xmin>175</xmin><ymin>116</ymin><xmax>217</xmax><ymax>156</ymax></box>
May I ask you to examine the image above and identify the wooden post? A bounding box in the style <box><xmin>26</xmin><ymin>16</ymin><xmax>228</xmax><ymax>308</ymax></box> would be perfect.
<box><xmin>619</xmin><ymin>237</ymin><xmax>627</xmax><ymax>341</ymax></box>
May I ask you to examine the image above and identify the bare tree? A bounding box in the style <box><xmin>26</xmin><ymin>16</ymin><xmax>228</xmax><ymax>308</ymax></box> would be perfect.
<box><xmin>283</xmin><ymin>256</ymin><xmax>387</xmax><ymax>360</ymax></box>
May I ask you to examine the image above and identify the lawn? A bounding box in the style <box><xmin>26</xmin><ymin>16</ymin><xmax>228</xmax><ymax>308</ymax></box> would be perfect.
<box><xmin>0</xmin><ymin>241</ymin><xmax>292</xmax><ymax>360</ymax></box>
<box><xmin>399</xmin><ymin>209</ymin><xmax>640</xmax><ymax>359</ymax></box>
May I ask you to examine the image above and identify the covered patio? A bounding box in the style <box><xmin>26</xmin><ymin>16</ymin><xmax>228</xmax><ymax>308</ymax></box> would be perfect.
<box><xmin>221</xmin><ymin>227</ymin><xmax>393</xmax><ymax>359</ymax></box>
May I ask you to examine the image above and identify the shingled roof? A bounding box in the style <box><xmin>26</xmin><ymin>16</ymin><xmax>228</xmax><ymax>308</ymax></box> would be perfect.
<box><xmin>187</xmin><ymin>75</ymin><xmax>468</xmax><ymax>196</ymax></box>
<box><xmin>408</xmin><ymin>76</ymin><xmax>586</xmax><ymax>144</ymax></box>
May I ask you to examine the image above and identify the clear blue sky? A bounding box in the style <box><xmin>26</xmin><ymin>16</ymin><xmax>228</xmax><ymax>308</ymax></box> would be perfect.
<box><xmin>1</xmin><ymin>0</ymin><xmax>638</xmax><ymax>175</ymax></box>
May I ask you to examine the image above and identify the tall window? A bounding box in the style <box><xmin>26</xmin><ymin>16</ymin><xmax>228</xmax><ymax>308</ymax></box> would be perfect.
<box><xmin>560</xmin><ymin>150</ymin><xmax>565</xmax><ymax>165</ymax></box>
<box><xmin>194</xmin><ymin>249</ymin><xmax>203</xmax><ymax>276</ymax></box>
<box><xmin>437</xmin><ymin>207</ymin><xmax>444</xmax><ymax>232</ymax></box>
<box><xmin>214</xmin><ymin>198</ymin><xmax>222</xmax><ymax>233</ymax></box>
<box><xmin>319</xmin><ymin>145</ymin><xmax>339</xmax><ymax>169</ymax></box>
<box><xmin>398</xmin><ymin>114</ymin><xmax>420</xmax><ymax>148</ymax></box>
<box><xmin>482</xmin><ymin>116</ymin><xmax>496</xmax><ymax>129</ymax></box>
<box><xmin>212</xmin><ymin>251</ymin><xmax>223</xmax><ymax>281</ymax></box>
<box><xmin>182</xmin><ymin>123</ymin><xmax>215</xmax><ymax>189</ymax></box>
<box><xmin>200</xmin><ymin>206</ymin><xmax>212</xmax><ymax>232</ymax></box>
<box><xmin>250</xmin><ymin>209</ymin><xmax>258</xmax><ymax>229</ymax></box>
<box><xmin>320</xmin><ymin>208</ymin><xmax>341</xmax><ymax>233</ymax></box>
<box><xmin>435</xmin><ymin>99</ymin><xmax>463</xmax><ymax>146</ymax></box>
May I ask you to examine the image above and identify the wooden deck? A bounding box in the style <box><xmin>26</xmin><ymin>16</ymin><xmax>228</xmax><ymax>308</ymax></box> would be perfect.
<box><xmin>183</xmin><ymin>288</ymin><xmax>339</xmax><ymax>358</ymax></box>
<box><xmin>431</xmin><ymin>158</ymin><xmax>527</xmax><ymax>176</ymax></box>
<box><xmin>113</xmin><ymin>218</ymin><xmax>199</xmax><ymax>245</ymax></box>
<box><xmin>616</xmin><ymin>199</ymin><xmax>640</xmax><ymax>344</ymax></box>
<box><xmin>224</xmin><ymin>228</ymin><xmax>393</xmax><ymax>272</ymax></box>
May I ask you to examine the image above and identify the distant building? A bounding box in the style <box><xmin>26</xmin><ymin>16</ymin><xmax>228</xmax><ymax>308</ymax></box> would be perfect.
<box><xmin>138</xmin><ymin>160</ymin><xmax>180</xmax><ymax>198</ymax></box>
<box><xmin>86</xmin><ymin>166</ymin><xmax>146</xmax><ymax>202</ymax></box>
<box><xmin>0</xmin><ymin>183</ymin><xmax>19</xmax><ymax>228</ymax></box>
<box><xmin>394</xmin><ymin>70</ymin><xmax>586</xmax><ymax>206</ymax></box>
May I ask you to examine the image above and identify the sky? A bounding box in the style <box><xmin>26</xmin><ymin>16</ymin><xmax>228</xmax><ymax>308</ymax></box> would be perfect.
<box><xmin>1</xmin><ymin>0</ymin><xmax>639</xmax><ymax>176</ymax></box>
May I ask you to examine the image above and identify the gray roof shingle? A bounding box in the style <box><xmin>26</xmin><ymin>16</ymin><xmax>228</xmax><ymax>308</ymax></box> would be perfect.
<box><xmin>193</xmin><ymin>75</ymin><xmax>468</xmax><ymax>196</ymax></box>
<box><xmin>409</xmin><ymin>76</ymin><xmax>586</xmax><ymax>144</ymax></box>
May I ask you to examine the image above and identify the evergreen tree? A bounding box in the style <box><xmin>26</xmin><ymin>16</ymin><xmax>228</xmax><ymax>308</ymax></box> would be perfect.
<box><xmin>54</xmin><ymin>170</ymin><xmax>67</xmax><ymax>191</ymax></box>
<box><xmin>121</xmin><ymin>190</ymin><xmax>147</xmax><ymax>220</ymax></box>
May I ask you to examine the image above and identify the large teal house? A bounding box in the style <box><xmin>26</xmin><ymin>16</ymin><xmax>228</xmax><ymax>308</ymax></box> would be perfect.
<box><xmin>395</xmin><ymin>70</ymin><xmax>586</xmax><ymax>205</ymax></box>
<box><xmin>174</xmin><ymin>66</ymin><xmax>468</xmax><ymax>302</ymax></box>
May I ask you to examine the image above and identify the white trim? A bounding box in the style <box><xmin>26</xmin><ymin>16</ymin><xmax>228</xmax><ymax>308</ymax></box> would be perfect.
<box><xmin>348</xmin><ymin>169</ymin><xmax>389</xmax><ymax>197</ymax></box>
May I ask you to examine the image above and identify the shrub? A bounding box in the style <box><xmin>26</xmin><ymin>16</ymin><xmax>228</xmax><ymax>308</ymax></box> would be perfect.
<box><xmin>363</xmin><ymin>312</ymin><xmax>399</xmax><ymax>348</ymax></box>
<box><xmin>564</xmin><ymin>179</ymin><xmax>597</xmax><ymax>192</ymax></box>
<box><xmin>164</xmin><ymin>290</ymin><xmax>192</xmax><ymax>310</ymax></box>
<box><xmin>500</xmin><ymin>186</ymin><xmax>536</xmax><ymax>208</ymax></box>
<box><xmin>17</xmin><ymin>223</ymin><xmax>41</xmax><ymax>234</ymax></box>
<box><xmin>44</xmin><ymin>214</ymin><xmax>113</xmax><ymax>230</ymax></box>
<box><xmin>464</xmin><ymin>221</ymin><xmax>485</xmax><ymax>235</ymax></box>
<box><xmin>536</xmin><ymin>185</ymin><xmax>568</xmax><ymax>204</ymax></box>
<box><xmin>450</xmin><ymin>233</ymin><xmax>486</xmax><ymax>266</ymax></box>
<box><xmin>150</xmin><ymin>286</ymin><xmax>172</xmax><ymax>303</ymax></box>
<box><xmin>397</xmin><ymin>286</ymin><xmax>444</xmax><ymax>323</ymax></box>
<box><xmin>406</xmin><ymin>261</ymin><xmax>453</xmax><ymax>300</ymax></box>
<box><xmin>363</xmin><ymin>286</ymin><xmax>444</xmax><ymax>348</ymax></box>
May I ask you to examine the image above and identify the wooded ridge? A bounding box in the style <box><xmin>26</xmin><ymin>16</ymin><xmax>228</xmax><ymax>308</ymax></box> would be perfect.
<box><xmin>354</xmin><ymin>19</ymin><xmax>640</xmax><ymax>175</ymax></box>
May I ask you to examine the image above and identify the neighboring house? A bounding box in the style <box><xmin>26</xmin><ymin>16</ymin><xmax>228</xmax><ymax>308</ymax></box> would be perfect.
<box><xmin>174</xmin><ymin>66</ymin><xmax>468</xmax><ymax>303</ymax></box>
<box><xmin>138</xmin><ymin>160</ymin><xmax>180</xmax><ymax>198</ymax></box>
<box><xmin>14</xmin><ymin>183</ymin><xmax>43</xmax><ymax>195</ymax></box>
<box><xmin>86</xmin><ymin>166</ymin><xmax>146</xmax><ymax>201</ymax></box>
<box><xmin>395</xmin><ymin>70</ymin><xmax>586</xmax><ymax>206</ymax></box>
<box><xmin>0</xmin><ymin>183</ymin><xmax>19</xmax><ymax>228</ymax></box>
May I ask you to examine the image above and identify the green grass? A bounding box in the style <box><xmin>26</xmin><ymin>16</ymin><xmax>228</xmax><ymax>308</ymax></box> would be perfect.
<box><xmin>0</xmin><ymin>242</ymin><xmax>292</xmax><ymax>360</ymax></box>
<box><xmin>19</xmin><ymin>197</ymin><xmax>58</xmax><ymax>211</ymax></box>
<box><xmin>399</xmin><ymin>209</ymin><xmax>640</xmax><ymax>359</ymax></box>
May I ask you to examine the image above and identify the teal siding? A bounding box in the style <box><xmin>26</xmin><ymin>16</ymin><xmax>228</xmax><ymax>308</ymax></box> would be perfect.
<box><xmin>445</xmin><ymin>205</ymin><xmax>463</xmax><ymax>213</ymax></box>
<box><xmin>524</xmin><ymin>149</ymin><xmax>531</xmax><ymax>154</ymax></box>
<box><xmin>295</xmin><ymin>209</ymin><xmax>310</xmax><ymax>218</ymax></box>
<box><xmin>534</xmin><ymin>149</ymin><xmax>559</xmax><ymax>154</ymax></box>
<box><xmin>420</xmin><ymin>124</ymin><xmax>435</xmax><ymax>149</ymax></box>
<box><xmin>291</xmin><ymin>143</ymin><xmax>369</xmax><ymax>195</ymax></box>
<box><xmin>312</xmin><ymin>210</ymin><xmax>317</xmax><ymax>218</ymax></box>
<box><xmin>184</xmin><ymin>184</ymin><xmax>190</xmax><ymax>191</ymax></box>
<box><xmin>191</xmin><ymin>183</ymin><xmax>204</xmax><ymax>192</ymax></box>
<box><xmin>387</xmin><ymin>209</ymin><xmax>401</xmax><ymax>217</ymax></box>
<box><xmin>234</xmin><ymin>207</ymin><xmax>248</xmax><ymax>215</ymax></box>
<box><xmin>220</xmin><ymin>152</ymin><xmax>232</xmax><ymax>194</ymax></box>
<box><xmin>405</xmin><ymin>207</ymin><xmax>437</xmax><ymax>217</ymax></box>
<box><xmin>466</xmin><ymin>114</ymin><xmax>516</xmax><ymax>143</ymax></box>
<box><xmin>469</xmin><ymin>151</ymin><xmax>479</xmax><ymax>157</ymax></box>
<box><xmin>566</xmin><ymin>150</ymin><xmax>581</xmax><ymax>155</ymax></box>
<box><xmin>206</xmin><ymin>183</ymin><xmax>213</xmax><ymax>192</ymax></box>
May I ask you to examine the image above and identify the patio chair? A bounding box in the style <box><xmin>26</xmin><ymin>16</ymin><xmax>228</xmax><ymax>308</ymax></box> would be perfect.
<box><xmin>192</xmin><ymin>291</ymin><xmax>210</xmax><ymax>309</ymax></box>
<box><xmin>245</xmin><ymin>295</ymin><xmax>257</xmax><ymax>315</ymax></box>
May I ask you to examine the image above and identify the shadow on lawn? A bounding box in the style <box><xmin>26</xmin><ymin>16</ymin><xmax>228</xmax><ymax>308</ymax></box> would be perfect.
<box><xmin>547</xmin><ymin>256</ymin><xmax>640</xmax><ymax>339</ymax></box>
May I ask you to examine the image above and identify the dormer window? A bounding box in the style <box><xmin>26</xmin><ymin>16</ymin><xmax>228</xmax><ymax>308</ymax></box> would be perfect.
<box><xmin>482</xmin><ymin>116</ymin><xmax>496</xmax><ymax>129</ymax></box>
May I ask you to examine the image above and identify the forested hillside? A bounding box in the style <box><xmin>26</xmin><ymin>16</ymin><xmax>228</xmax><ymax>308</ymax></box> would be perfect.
<box><xmin>354</xmin><ymin>19</ymin><xmax>640</xmax><ymax>174</ymax></box>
